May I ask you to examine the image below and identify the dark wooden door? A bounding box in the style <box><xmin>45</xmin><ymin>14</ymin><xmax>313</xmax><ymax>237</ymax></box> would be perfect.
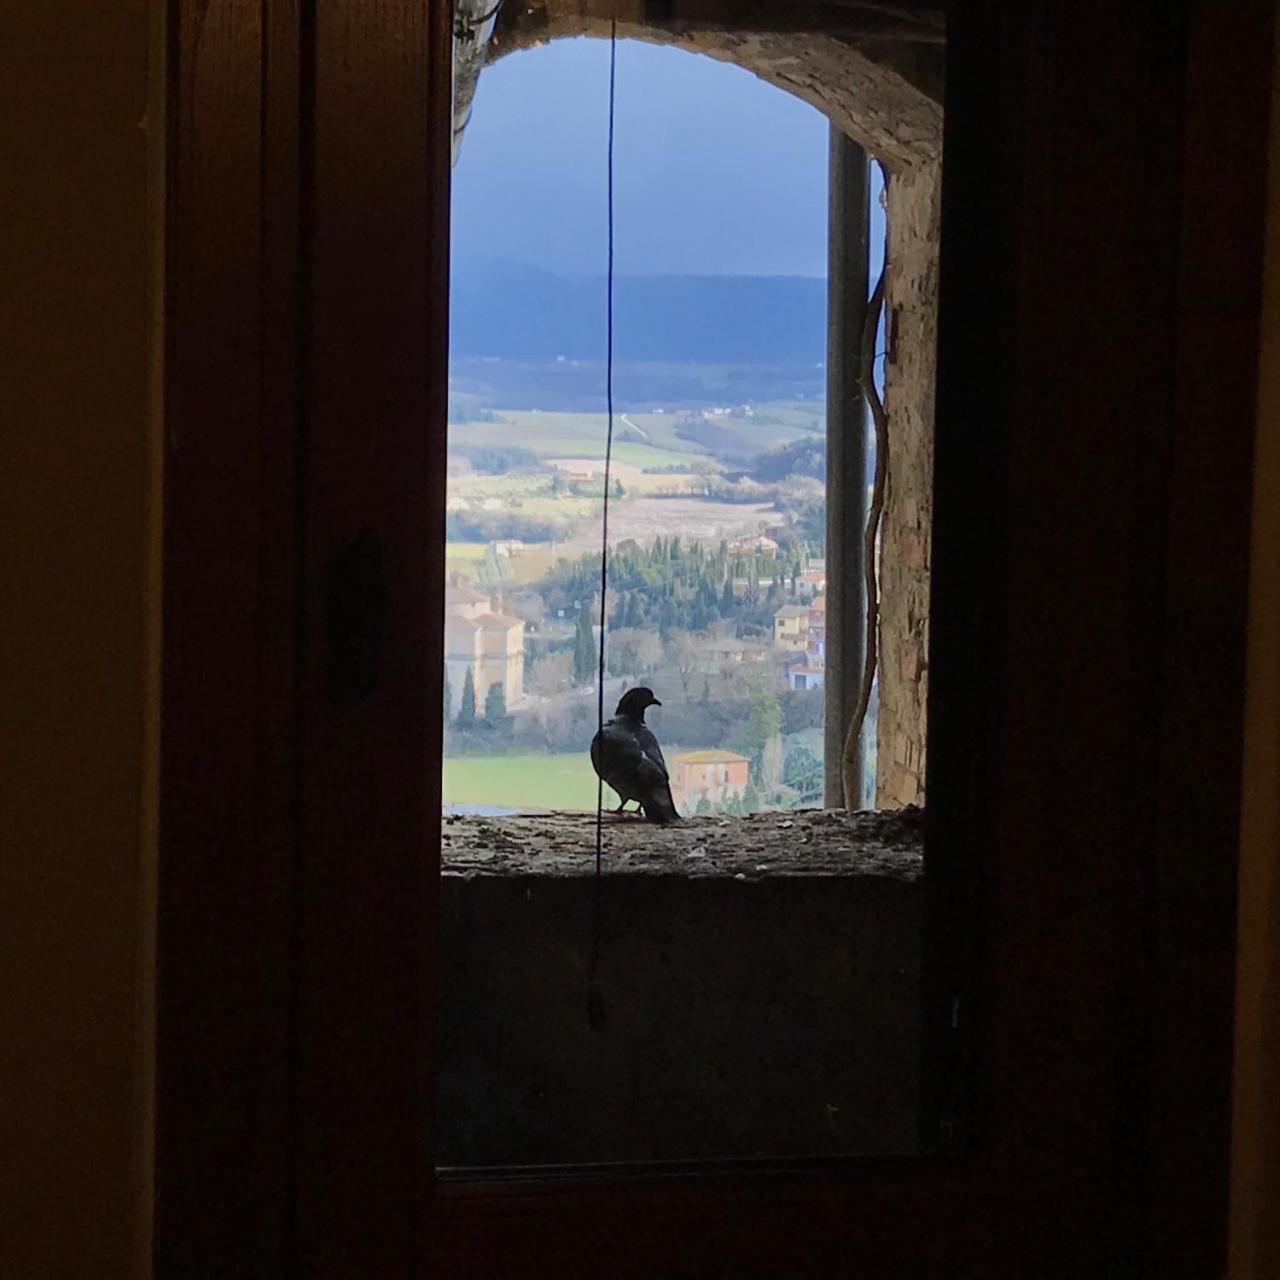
<box><xmin>156</xmin><ymin>2</ymin><xmax>1271</xmax><ymax>1276</ymax></box>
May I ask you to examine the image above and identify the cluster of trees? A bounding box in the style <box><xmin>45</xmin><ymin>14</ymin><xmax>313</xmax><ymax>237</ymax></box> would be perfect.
<box><xmin>445</xmin><ymin>397</ymin><xmax>499</xmax><ymax>424</ymax></box>
<box><xmin>547</xmin><ymin>472</ymin><xmax>625</xmax><ymax>500</ymax></box>
<box><xmin>442</xmin><ymin>675</ymin><xmax>823</xmax><ymax>761</ymax></box>
<box><xmin>453</xmin><ymin>443</ymin><xmax>540</xmax><ymax>473</ymax></box>
<box><xmin>538</xmin><ymin>535</ymin><xmax>812</xmax><ymax>640</ymax></box>
<box><xmin>752</xmin><ymin>436</ymin><xmax>826</xmax><ymax>482</ymax></box>
<box><xmin>783</xmin><ymin>742</ymin><xmax>823</xmax><ymax>802</ymax></box>
<box><xmin>444</xmin><ymin>510</ymin><xmax>572</xmax><ymax>543</ymax></box>
<box><xmin>444</xmin><ymin>668</ymin><xmax>508</xmax><ymax>730</ymax></box>
<box><xmin>694</xmin><ymin>780</ymin><xmax>763</xmax><ymax>817</ymax></box>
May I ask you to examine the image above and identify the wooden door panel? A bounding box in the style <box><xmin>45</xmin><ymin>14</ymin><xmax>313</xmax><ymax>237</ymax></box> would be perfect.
<box><xmin>156</xmin><ymin>1</ymin><xmax>1270</xmax><ymax>1275</ymax></box>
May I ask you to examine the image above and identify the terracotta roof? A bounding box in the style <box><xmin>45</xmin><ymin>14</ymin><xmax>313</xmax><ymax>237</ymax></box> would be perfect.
<box><xmin>445</xmin><ymin>584</ymin><xmax>489</xmax><ymax>604</ymax></box>
<box><xmin>774</xmin><ymin>604</ymin><xmax>809</xmax><ymax>618</ymax></box>
<box><xmin>471</xmin><ymin>611</ymin><xmax>522</xmax><ymax>629</ymax></box>
<box><xmin>675</xmin><ymin>749</ymin><xmax>750</xmax><ymax>764</ymax></box>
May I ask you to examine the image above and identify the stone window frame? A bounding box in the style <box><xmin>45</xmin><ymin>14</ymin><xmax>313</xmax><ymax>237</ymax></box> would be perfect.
<box><xmin>460</xmin><ymin>0</ymin><xmax>943</xmax><ymax>808</ymax></box>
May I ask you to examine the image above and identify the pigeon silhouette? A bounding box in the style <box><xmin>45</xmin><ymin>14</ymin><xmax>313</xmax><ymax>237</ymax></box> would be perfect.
<box><xmin>590</xmin><ymin>687</ymin><xmax>680</xmax><ymax>823</ymax></box>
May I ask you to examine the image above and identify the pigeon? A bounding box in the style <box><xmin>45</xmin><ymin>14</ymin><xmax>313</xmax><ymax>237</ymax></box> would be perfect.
<box><xmin>590</xmin><ymin>687</ymin><xmax>680</xmax><ymax>823</ymax></box>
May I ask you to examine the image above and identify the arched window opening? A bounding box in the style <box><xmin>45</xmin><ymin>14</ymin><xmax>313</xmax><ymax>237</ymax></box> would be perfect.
<box><xmin>439</xmin><ymin>1</ymin><xmax>943</xmax><ymax>1171</ymax></box>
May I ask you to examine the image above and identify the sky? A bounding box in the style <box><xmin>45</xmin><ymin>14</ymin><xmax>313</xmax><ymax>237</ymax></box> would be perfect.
<box><xmin>451</xmin><ymin>38</ymin><xmax>832</xmax><ymax>279</ymax></box>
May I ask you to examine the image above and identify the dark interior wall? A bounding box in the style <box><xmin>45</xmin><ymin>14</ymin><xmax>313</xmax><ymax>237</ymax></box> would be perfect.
<box><xmin>0</xmin><ymin>3</ymin><xmax>159</xmax><ymax>1278</ymax></box>
<box><xmin>1230</xmin><ymin>17</ymin><xmax>1280</xmax><ymax>1278</ymax></box>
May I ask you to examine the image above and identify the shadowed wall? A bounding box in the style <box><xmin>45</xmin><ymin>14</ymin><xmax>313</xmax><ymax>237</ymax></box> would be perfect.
<box><xmin>0</xmin><ymin>4</ymin><xmax>160</xmax><ymax>1277</ymax></box>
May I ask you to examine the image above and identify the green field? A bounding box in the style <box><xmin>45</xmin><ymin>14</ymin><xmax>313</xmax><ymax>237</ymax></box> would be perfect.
<box><xmin>450</xmin><ymin>405</ymin><xmax>826</xmax><ymax>471</ymax></box>
<box><xmin>444</xmin><ymin>543</ymin><xmax>564</xmax><ymax>585</ymax></box>
<box><xmin>443</xmin><ymin>752</ymin><xmax>603</xmax><ymax>811</ymax></box>
<box><xmin>452</xmin><ymin>411</ymin><xmax>703</xmax><ymax>469</ymax></box>
<box><xmin>443</xmin><ymin>540</ymin><xmax>488</xmax><ymax>560</ymax></box>
<box><xmin>626</xmin><ymin>407</ymin><xmax>822</xmax><ymax>455</ymax></box>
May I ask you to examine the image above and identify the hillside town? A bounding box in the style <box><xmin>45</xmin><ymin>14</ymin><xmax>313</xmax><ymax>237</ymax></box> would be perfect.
<box><xmin>443</xmin><ymin>531</ymin><xmax>829</xmax><ymax>815</ymax></box>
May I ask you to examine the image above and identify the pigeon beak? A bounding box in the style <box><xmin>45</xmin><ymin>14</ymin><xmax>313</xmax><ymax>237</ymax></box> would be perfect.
<box><xmin>651</xmin><ymin>698</ymin><xmax>662</xmax><ymax>707</ymax></box>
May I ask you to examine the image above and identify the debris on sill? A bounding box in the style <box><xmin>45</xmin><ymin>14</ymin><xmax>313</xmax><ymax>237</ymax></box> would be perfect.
<box><xmin>442</xmin><ymin>806</ymin><xmax>923</xmax><ymax>881</ymax></box>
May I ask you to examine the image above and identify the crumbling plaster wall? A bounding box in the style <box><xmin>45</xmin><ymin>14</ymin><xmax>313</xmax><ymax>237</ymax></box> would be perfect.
<box><xmin>877</xmin><ymin>163</ymin><xmax>938</xmax><ymax>807</ymax></box>
<box><xmin>487</xmin><ymin>3</ymin><xmax>941</xmax><ymax>806</ymax></box>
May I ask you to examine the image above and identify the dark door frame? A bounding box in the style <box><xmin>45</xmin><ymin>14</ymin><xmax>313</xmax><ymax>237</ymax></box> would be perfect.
<box><xmin>155</xmin><ymin>1</ymin><xmax>1272</xmax><ymax>1276</ymax></box>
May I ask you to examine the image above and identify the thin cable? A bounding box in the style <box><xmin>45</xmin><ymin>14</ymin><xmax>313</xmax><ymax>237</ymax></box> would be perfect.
<box><xmin>588</xmin><ymin>17</ymin><xmax>617</xmax><ymax>1032</ymax></box>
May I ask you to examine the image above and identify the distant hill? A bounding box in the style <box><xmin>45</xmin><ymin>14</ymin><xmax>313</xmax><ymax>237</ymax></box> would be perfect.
<box><xmin>450</xmin><ymin>259</ymin><xmax>826</xmax><ymax>365</ymax></box>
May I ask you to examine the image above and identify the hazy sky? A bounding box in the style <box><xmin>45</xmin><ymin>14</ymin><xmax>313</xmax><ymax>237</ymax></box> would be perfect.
<box><xmin>451</xmin><ymin>38</ymin><xmax>831</xmax><ymax>278</ymax></box>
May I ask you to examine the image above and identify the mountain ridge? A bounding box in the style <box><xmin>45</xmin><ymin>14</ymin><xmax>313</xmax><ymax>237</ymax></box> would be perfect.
<box><xmin>450</xmin><ymin>260</ymin><xmax>827</xmax><ymax>365</ymax></box>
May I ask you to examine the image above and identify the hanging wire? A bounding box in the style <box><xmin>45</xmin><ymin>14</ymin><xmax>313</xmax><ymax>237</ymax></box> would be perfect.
<box><xmin>587</xmin><ymin>15</ymin><xmax>618</xmax><ymax>1033</ymax></box>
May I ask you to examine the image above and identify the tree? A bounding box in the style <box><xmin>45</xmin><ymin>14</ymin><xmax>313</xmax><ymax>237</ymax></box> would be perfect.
<box><xmin>573</xmin><ymin>603</ymin><xmax>597</xmax><ymax>685</ymax></box>
<box><xmin>666</xmin><ymin>629</ymin><xmax>699</xmax><ymax>696</ymax></box>
<box><xmin>761</xmin><ymin>731</ymin><xmax>784</xmax><ymax>793</ymax></box>
<box><xmin>443</xmin><ymin>666</ymin><xmax>453</xmax><ymax>720</ymax></box>
<box><xmin>784</xmin><ymin>743</ymin><xmax>822</xmax><ymax>794</ymax></box>
<box><xmin>721</xmin><ymin>577</ymin><xmax>735</xmax><ymax>614</ymax></box>
<box><xmin>512</xmin><ymin>590</ymin><xmax>545</xmax><ymax>626</ymax></box>
<box><xmin>484</xmin><ymin>680</ymin><xmax>506</xmax><ymax>724</ymax></box>
<box><xmin>457</xmin><ymin>668</ymin><xmax>476</xmax><ymax>728</ymax></box>
<box><xmin>747</xmin><ymin>683</ymin><xmax>783</xmax><ymax>748</ymax></box>
<box><xmin>741</xmin><ymin>779</ymin><xmax>761</xmax><ymax>813</ymax></box>
<box><xmin>607</xmin><ymin>627</ymin><xmax>663</xmax><ymax>677</ymax></box>
<box><xmin>476</xmin><ymin>543</ymin><xmax>508</xmax><ymax>589</ymax></box>
<box><xmin>529</xmin><ymin>649</ymin><xmax>573</xmax><ymax>697</ymax></box>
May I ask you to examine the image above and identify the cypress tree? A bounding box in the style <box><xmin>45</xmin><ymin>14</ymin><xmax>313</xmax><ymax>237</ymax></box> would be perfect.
<box><xmin>484</xmin><ymin>680</ymin><xmax>506</xmax><ymax>724</ymax></box>
<box><xmin>573</xmin><ymin>604</ymin><xmax>597</xmax><ymax>685</ymax></box>
<box><xmin>457</xmin><ymin>668</ymin><xmax>476</xmax><ymax>727</ymax></box>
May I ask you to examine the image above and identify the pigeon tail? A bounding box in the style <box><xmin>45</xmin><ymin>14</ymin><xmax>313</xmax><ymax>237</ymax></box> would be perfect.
<box><xmin>641</xmin><ymin>783</ymin><xmax>681</xmax><ymax>824</ymax></box>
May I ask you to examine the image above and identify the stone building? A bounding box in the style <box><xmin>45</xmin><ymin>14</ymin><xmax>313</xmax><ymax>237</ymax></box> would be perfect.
<box><xmin>806</xmin><ymin>593</ymin><xmax>827</xmax><ymax>659</ymax></box>
<box><xmin>444</xmin><ymin>580</ymin><xmax>524</xmax><ymax>715</ymax></box>
<box><xmin>773</xmin><ymin>603</ymin><xmax>809</xmax><ymax>646</ymax></box>
<box><xmin>671</xmin><ymin>749</ymin><xmax>750</xmax><ymax>811</ymax></box>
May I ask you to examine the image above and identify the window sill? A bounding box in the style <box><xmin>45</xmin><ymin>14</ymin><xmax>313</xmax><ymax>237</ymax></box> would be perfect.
<box><xmin>439</xmin><ymin>807</ymin><xmax>923</xmax><ymax>1167</ymax></box>
<box><xmin>442</xmin><ymin>805</ymin><xmax>924</xmax><ymax>879</ymax></box>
